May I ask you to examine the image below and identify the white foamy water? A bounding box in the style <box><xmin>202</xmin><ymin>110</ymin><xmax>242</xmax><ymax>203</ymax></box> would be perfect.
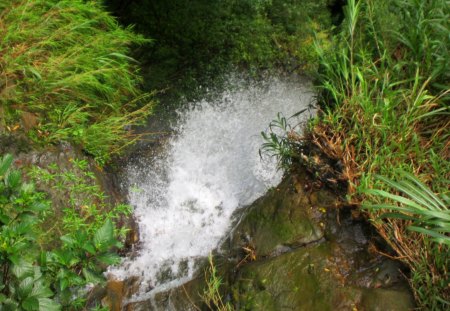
<box><xmin>110</xmin><ymin>77</ymin><xmax>315</xmax><ymax>301</ymax></box>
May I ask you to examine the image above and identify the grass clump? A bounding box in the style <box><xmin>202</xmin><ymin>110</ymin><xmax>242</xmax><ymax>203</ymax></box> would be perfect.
<box><xmin>310</xmin><ymin>0</ymin><xmax>449</xmax><ymax>308</ymax></box>
<box><xmin>200</xmin><ymin>255</ymin><xmax>233</xmax><ymax>311</ymax></box>
<box><xmin>0</xmin><ymin>0</ymin><xmax>153</xmax><ymax>164</ymax></box>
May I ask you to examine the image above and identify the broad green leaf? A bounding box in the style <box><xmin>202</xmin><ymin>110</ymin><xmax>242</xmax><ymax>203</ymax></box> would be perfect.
<box><xmin>12</xmin><ymin>260</ymin><xmax>34</xmax><ymax>279</ymax></box>
<box><xmin>93</xmin><ymin>219</ymin><xmax>114</xmax><ymax>249</ymax></box>
<box><xmin>97</xmin><ymin>252</ymin><xmax>121</xmax><ymax>265</ymax></box>
<box><xmin>82</xmin><ymin>242</ymin><xmax>96</xmax><ymax>254</ymax></box>
<box><xmin>0</xmin><ymin>154</ymin><xmax>13</xmax><ymax>176</ymax></box>
<box><xmin>0</xmin><ymin>213</ymin><xmax>11</xmax><ymax>224</ymax></box>
<box><xmin>82</xmin><ymin>268</ymin><xmax>104</xmax><ymax>284</ymax></box>
<box><xmin>38</xmin><ymin>298</ymin><xmax>61</xmax><ymax>311</ymax></box>
<box><xmin>60</xmin><ymin>235</ymin><xmax>76</xmax><ymax>247</ymax></box>
<box><xmin>22</xmin><ymin>296</ymin><xmax>40</xmax><ymax>311</ymax></box>
<box><xmin>17</xmin><ymin>277</ymin><xmax>34</xmax><ymax>300</ymax></box>
<box><xmin>31</xmin><ymin>282</ymin><xmax>53</xmax><ymax>299</ymax></box>
<box><xmin>3</xmin><ymin>298</ymin><xmax>19</xmax><ymax>310</ymax></box>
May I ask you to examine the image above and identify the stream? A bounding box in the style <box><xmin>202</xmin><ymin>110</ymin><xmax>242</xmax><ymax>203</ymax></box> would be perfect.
<box><xmin>109</xmin><ymin>76</ymin><xmax>315</xmax><ymax>303</ymax></box>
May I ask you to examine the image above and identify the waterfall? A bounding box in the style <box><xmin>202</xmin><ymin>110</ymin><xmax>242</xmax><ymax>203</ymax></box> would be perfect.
<box><xmin>109</xmin><ymin>76</ymin><xmax>315</xmax><ymax>302</ymax></box>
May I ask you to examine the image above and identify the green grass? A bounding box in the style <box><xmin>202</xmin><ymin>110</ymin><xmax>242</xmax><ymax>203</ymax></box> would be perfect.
<box><xmin>200</xmin><ymin>255</ymin><xmax>233</xmax><ymax>311</ymax></box>
<box><xmin>0</xmin><ymin>0</ymin><xmax>153</xmax><ymax>163</ymax></box>
<box><xmin>309</xmin><ymin>0</ymin><xmax>449</xmax><ymax>308</ymax></box>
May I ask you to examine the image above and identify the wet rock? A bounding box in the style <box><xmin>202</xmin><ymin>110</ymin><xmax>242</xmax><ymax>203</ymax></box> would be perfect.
<box><xmin>233</xmin><ymin>243</ymin><xmax>359</xmax><ymax>311</ymax></box>
<box><xmin>361</xmin><ymin>287</ymin><xmax>415</xmax><ymax>311</ymax></box>
<box><xmin>102</xmin><ymin>279</ymin><xmax>125</xmax><ymax>311</ymax></box>
<box><xmin>118</xmin><ymin>172</ymin><xmax>415</xmax><ymax>310</ymax></box>
<box><xmin>232</xmin><ymin>242</ymin><xmax>415</xmax><ymax>311</ymax></box>
<box><xmin>226</xmin><ymin>177</ymin><xmax>324</xmax><ymax>258</ymax></box>
<box><xmin>225</xmin><ymin>173</ymin><xmax>415</xmax><ymax>310</ymax></box>
<box><xmin>126</xmin><ymin>276</ymin><xmax>205</xmax><ymax>311</ymax></box>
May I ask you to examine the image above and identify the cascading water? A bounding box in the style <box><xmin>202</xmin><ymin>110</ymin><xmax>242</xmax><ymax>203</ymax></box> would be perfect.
<box><xmin>110</xmin><ymin>77</ymin><xmax>315</xmax><ymax>303</ymax></box>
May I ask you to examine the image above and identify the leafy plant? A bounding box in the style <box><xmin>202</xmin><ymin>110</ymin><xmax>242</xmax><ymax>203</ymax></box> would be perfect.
<box><xmin>310</xmin><ymin>0</ymin><xmax>449</xmax><ymax>308</ymax></box>
<box><xmin>0</xmin><ymin>153</ymin><xmax>131</xmax><ymax>309</ymax></box>
<box><xmin>260</xmin><ymin>110</ymin><xmax>309</xmax><ymax>169</ymax></box>
<box><xmin>41</xmin><ymin>220</ymin><xmax>122</xmax><ymax>308</ymax></box>
<box><xmin>0</xmin><ymin>154</ymin><xmax>60</xmax><ymax>310</ymax></box>
<box><xmin>29</xmin><ymin>158</ymin><xmax>131</xmax><ymax>308</ymax></box>
<box><xmin>363</xmin><ymin>171</ymin><xmax>450</xmax><ymax>245</ymax></box>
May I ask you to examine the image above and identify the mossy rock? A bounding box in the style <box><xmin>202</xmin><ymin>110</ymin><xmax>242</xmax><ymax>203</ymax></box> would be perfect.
<box><xmin>233</xmin><ymin>243</ymin><xmax>360</xmax><ymax>310</ymax></box>
<box><xmin>229</xmin><ymin>177</ymin><xmax>324</xmax><ymax>257</ymax></box>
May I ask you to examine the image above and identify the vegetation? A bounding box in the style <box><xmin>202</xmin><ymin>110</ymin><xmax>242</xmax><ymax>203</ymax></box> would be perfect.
<box><xmin>262</xmin><ymin>0</ymin><xmax>449</xmax><ymax>308</ymax></box>
<box><xmin>200</xmin><ymin>255</ymin><xmax>233</xmax><ymax>311</ymax></box>
<box><xmin>0</xmin><ymin>153</ymin><xmax>130</xmax><ymax>310</ymax></box>
<box><xmin>106</xmin><ymin>0</ymin><xmax>332</xmax><ymax>100</ymax></box>
<box><xmin>0</xmin><ymin>0</ymin><xmax>153</xmax><ymax>164</ymax></box>
<box><xmin>2</xmin><ymin>0</ymin><xmax>448</xmax><ymax>309</ymax></box>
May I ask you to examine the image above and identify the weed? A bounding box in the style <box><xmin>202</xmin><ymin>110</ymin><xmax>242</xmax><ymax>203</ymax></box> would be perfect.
<box><xmin>0</xmin><ymin>0</ymin><xmax>154</xmax><ymax>163</ymax></box>
<box><xmin>308</xmin><ymin>0</ymin><xmax>450</xmax><ymax>308</ymax></box>
<box><xmin>201</xmin><ymin>255</ymin><xmax>233</xmax><ymax>311</ymax></box>
<box><xmin>1</xmin><ymin>153</ymin><xmax>131</xmax><ymax>309</ymax></box>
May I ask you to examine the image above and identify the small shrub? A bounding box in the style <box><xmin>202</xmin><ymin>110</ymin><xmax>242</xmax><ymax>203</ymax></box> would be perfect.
<box><xmin>1</xmin><ymin>153</ymin><xmax>131</xmax><ymax>309</ymax></box>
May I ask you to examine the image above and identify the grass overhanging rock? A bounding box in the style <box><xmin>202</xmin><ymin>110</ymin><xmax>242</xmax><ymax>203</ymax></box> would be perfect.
<box><xmin>0</xmin><ymin>0</ymin><xmax>153</xmax><ymax>164</ymax></box>
<box><xmin>311</xmin><ymin>0</ymin><xmax>449</xmax><ymax>308</ymax></box>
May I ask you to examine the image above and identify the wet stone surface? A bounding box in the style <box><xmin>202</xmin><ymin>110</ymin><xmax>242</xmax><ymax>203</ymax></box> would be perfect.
<box><xmin>114</xmin><ymin>171</ymin><xmax>415</xmax><ymax>310</ymax></box>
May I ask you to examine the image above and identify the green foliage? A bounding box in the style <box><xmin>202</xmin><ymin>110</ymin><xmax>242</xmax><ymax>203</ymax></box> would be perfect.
<box><xmin>310</xmin><ymin>0</ymin><xmax>449</xmax><ymax>308</ymax></box>
<box><xmin>29</xmin><ymin>158</ymin><xmax>131</xmax><ymax>244</ymax></box>
<box><xmin>0</xmin><ymin>0</ymin><xmax>153</xmax><ymax>163</ymax></box>
<box><xmin>363</xmin><ymin>171</ymin><xmax>450</xmax><ymax>245</ymax></box>
<box><xmin>106</xmin><ymin>0</ymin><xmax>331</xmax><ymax>99</ymax></box>
<box><xmin>0</xmin><ymin>154</ymin><xmax>130</xmax><ymax>309</ymax></box>
<box><xmin>260</xmin><ymin>110</ymin><xmax>308</xmax><ymax>170</ymax></box>
<box><xmin>29</xmin><ymin>158</ymin><xmax>131</xmax><ymax>308</ymax></box>
<box><xmin>201</xmin><ymin>255</ymin><xmax>233</xmax><ymax>311</ymax></box>
<box><xmin>0</xmin><ymin>154</ymin><xmax>59</xmax><ymax>310</ymax></box>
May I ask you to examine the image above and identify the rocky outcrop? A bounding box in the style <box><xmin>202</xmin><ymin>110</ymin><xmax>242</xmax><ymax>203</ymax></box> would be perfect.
<box><xmin>121</xmin><ymin>170</ymin><xmax>415</xmax><ymax>310</ymax></box>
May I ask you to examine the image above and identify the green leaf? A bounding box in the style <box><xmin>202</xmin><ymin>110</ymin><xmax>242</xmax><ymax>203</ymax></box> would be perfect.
<box><xmin>408</xmin><ymin>226</ymin><xmax>450</xmax><ymax>245</ymax></box>
<box><xmin>93</xmin><ymin>219</ymin><xmax>114</xmax><ymax>249</ymax></box>
<box><xmin>59</xmin><ymin>278</ymin><xmax>69</xmax><ymax>292</ymax></box>
<box><xmin>82</xmin><ymin>242</ymin><xmax>96</xmax><ymax>254</ymax></box>
<box><xmin>0</xmin><ymin>213</ymin><xmax>11</xmax><ymax>224</ymax></box>
<box><xmin>23</xmin><ymin>296</ymin><xmax>40</xmax><ymax>311</ymax></box>
<box><xmin>12</xmin><ymin>260</ymin><xmax>34</xmax><ymax>279</ymax></box>
<box><xmin>6</xmin><ymin>170</ymin><xmax>21</xmax><ymax>189</ymax></box>
<box><xmin>97</xmin><ymin>252</ymin><xmax>121</xmax><ymax>265</ymax></box>
<box><xmin>3</xmin><ymin>298</ymin><xmax>19</xmax><ymax>310</ymax></box>
<box><xmin>82</xmin><ymin>268</ymin><xmax>104</xmax><ymax>284</ymax></box>
<box><xmin>38</xmin><ymin>298</ymin><xmax>61</xmax><ymax>311</ymax></box>
<box><xmin>17</xmin><ymin>277</ymin><xmax>34</xmax><ymax>300</ymax></box>
<box><xmin>27</xmin><ymin>67</ymin><xmax>42</xmax><ymax>80</ymax></box>
<box><xmin>60</xmin><ymin>235</ymin><xmax>76</xmax><ymax>247</ymax></box>
<box><xmin>0</xmin><ymin>154</ymin><xmax>13</xmax><ymax>176</ymax></box>
<box><xmin>31</xmin><ymin>282</ymin><xmax>53</xmax><ymax>299</ymax></box>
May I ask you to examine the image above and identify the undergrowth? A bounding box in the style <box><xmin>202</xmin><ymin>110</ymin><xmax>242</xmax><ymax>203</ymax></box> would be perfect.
<box><xmin>0</xmin><ymin>0</ymin><xmax>153</xmax><ymax>164</ymax></box>
<box><xmin>311</xmin><ymin>0</ymin><xmax>449</xmax><ymax>309</ymax></box>
<box><xmin>0</xmin><ymin>153</ymin><xmax>130</xmax><ymax>310</ymax></box>
<box><xmin>263</xmin><ymin>0</ymin><xmax>449</xmax><ymax>309</ymax></box>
